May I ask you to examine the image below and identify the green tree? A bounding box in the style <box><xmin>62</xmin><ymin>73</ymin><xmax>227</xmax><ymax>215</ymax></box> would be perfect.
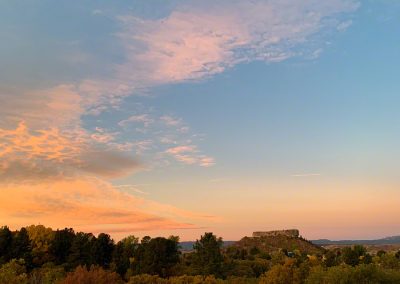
<box><xmin>192</xmin><ymin>232</ymin><xmax>224</xmax><ymax>276</ymax></box>
<box><xmin>260</xmin><ymin>258</ymin><xmax>305</xmax><ymax>284</ymax></box>
<box><xmin>133</xmin><ymin>237</ymin><xmax>180</xmax><ymax>277</ymax></box>
<box><xmin>113</xmin><ymin>235</ymin><xmax>139</xmax><ymax>276</ymax></box>
<box><xmin>0</xmin><ymin>226</ymin><xmax>13</xmax><ymax>264</ymax></box>
<box><xmin>10</xmin><ymin>228</ymin><xmax>32</xmax><ymax>266</ymax></box>
<box><xmin>50</xmin><ymin>228</ymin><xmax>75</xmax><ymax>265</ymax></box>
<box><xmin>92</xmin><ymin>233</ymin><xmax>114</xmax><ymax>268</ymax></box>
<box><xmin>67</xmin><ymin>232</ymin><xmax>95</xmax><ymax>268</ymax></box>
<box><xmin>26</xmin><ymin>224</ymin><xmax>54</xmax><ymax>266</ymax></box>
<box><xmin>341</xmin><ymin>245</ymin><xmax>368</xmax><ymax>266</ymax></box>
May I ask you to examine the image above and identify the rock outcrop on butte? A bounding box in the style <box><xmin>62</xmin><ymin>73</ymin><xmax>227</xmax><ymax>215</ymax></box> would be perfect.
<box><xmin>252</xmin><ymin>229</ymin><xmax>300</xmax><ymax>238</ymax></box>
<box><xmin>231</xmin><ymin>229</ymin><xmax>324</xmax><ymax>255</ymax></box>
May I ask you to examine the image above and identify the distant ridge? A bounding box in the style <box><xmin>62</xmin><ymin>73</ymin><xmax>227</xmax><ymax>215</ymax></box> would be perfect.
<box><xmin>312</xmin><ymin>235</ymin><xmax>400</xmax><ymax>245</ymax></box>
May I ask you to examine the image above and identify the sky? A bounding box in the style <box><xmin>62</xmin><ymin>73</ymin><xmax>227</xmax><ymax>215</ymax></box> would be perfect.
<box><xmin>1</xmin><ymin>0</ymin><xmax>400</xmax><ymax>241</ymax></box>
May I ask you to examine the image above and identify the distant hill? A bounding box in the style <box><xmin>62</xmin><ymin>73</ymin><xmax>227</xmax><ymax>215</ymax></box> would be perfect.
<box><xmin>312</xmin><ymin>235</ymin><xmax>400</xmax><ymax>245</ymax></box>
<box><xmin>179</xmin><ymin>241</ymin><xmax>236</xmax><ymax>251</ymax></box>
<box><xmin>232</xmin><ymin>235</ymin><xmax>324</xmax><ymax>255</ymax></box>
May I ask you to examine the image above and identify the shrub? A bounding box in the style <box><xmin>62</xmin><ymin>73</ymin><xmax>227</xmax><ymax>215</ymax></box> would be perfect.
<box><xmin>59</xmin><ymin>265</ymin><xmax>123</xmax><ymax>284</ymax></box>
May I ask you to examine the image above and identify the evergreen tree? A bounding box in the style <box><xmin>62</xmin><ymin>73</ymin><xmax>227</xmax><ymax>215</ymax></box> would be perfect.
<box><xmin>92</xmin><ymin>233</ymin><xmax>114</xmax><ymax>268</ymax></box>
<box><xmin>67</xmin><ymin>232</ymin><xmax>95</xmax><ymax>268</ymax></box>
<box><xmin>10</xmin><ymin>228</ymin><xmax>32</xmax><ymax>267</ymax></box>
<box><xmin>113</xmin><ymin>235</ymin><xmax>139</xmax><ymax>276</ymax></box>
<box><xmin>50</xmin><ymin>228</ymin><xmax>75</xmax><ymax>265</ymax></box>
<box><xmin>133</xmin><ymin>236</ymin><xmax>180</xmax><ymax>277</ymax></box>
<box><xmin>0</xmin><ymin>226</ymin><xmax>13</xmax><ymax>264</ymax></box>
<box><xmin>192</xmin><ymin>232</ymin><xmax>224</xmax><ymax>276</ymax></box>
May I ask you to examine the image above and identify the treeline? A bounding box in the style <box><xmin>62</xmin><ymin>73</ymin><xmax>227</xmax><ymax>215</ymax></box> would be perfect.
<box><xmin>1</xmin><ymin>225</ymin><xmax>400</xmax><ymax>283</ymax></box>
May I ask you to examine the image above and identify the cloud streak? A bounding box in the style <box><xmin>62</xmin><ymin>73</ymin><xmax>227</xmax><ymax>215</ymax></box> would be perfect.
<box><xmin>166</xmin><ymin>145</ymin><xmax>215</xmax><ymax>167</ymax></box>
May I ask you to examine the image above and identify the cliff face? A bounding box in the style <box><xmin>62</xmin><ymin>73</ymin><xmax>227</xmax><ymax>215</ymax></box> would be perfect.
<box><xmin>234</xmin><ymin>232</ymin><xmax>324</xmax><ymax>255</ymax></box>
<box><xmin>252</xmin><ymin>229</ymin><xmax>300</xmax><ymax>238</ymax></box>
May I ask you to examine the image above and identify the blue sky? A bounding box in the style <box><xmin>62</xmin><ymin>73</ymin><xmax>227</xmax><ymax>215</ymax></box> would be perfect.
<box><xmin>1</xmin><ymin>0</ymin><xmax>400</xmax><ymax>240</ymax></box>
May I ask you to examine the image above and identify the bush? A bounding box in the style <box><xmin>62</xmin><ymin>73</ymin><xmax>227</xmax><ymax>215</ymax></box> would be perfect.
<box><xmin>59</xmin><ymin>265</ymin><xmax>123</xmax><ymax>284</ymax></box>
<box><xmin>306</xmin><ymin>264</ymin><xmax>400</xmax><ymax>284</ymax></box>
<box><xmin>29</xmin><ymin>262</ymin><xmax>65</xmax><ymax>284</ymax></box>
<box><xmin>0</xmin><ymin>259</ymin><xmax>28</xmax><ymax>284</ymax></box>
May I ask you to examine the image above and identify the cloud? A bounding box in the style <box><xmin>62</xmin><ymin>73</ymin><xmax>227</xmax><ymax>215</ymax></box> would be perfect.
<box><xmin>0</xmin><ymin>122</ymin><xmax>140</xmax><ymax>183</ymax></box>
<box><xmin>0</xmin><ymin>178</ymin><xmax>201</xmax><ymax>235</ymax></box>
<box><xmin>160</xmin><ymin>115</ymin><xmax>183</xmax><ymax>127</ymax></box>
<box><xmin>118</xmin><ymin>114</ymin><xmax>154</xmax><ymax>128</ymax></box>
<box><xmin>292</xmin><ymin>173</ymin><xmax>321</xmax><ymax>177</ymax></box>
<box><xmin>116</xmin><ymin>110</ymin><xmax>214</xmax><ymax>167</ymax></box>
<box><xmin>165</xmin><ymin>145</ymin><xmax>215</xmax><ymax>167</ymax></box>
<box><xmin>118</xmin><ymin>0</ymin><xmax>359</xmax><ymax>84</ymax></box>
<box><xmin>79</xmin><ymin>150</ymin><xmax>140</xmax><ymax>178</ymax></box>
<box><xmin>337</xmin><ymin>20</ymin><xmax>353</xmax><ymax>31</ymax></box>
<box><xmin>166</xmin><ymin>145</ymin><xmax>197</xmax><ymax>155</ymax></box>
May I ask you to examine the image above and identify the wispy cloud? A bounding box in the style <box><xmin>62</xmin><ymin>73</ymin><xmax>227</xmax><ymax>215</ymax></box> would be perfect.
<box><xmin>292</xmin><ymin>173</ymin><xmax>322</xmax><ymax>177</ymax></box>
<box><xmin>165</xmin><ymin>145</ymin><xmax>215</xmax><ymax>167</ymax></box>
<box><xmin>118</xmin><ymin>114</ymin><xmax>154</xmax><ymax>128</ymax></box>
<box><xmin>118</xmin><ymin>0</ymin><xmax>359</xmax><ymax>84</ymax></box>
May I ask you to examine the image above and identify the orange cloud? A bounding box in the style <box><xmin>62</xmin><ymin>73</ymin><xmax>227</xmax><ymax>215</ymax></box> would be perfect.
<box><xmin>0</xmin><ymin>178</ymin><xmax>198</xmax><ymax>236</ymax></box>
<box><xmin>0</xmin><ymin>122</ymin><xmax>139</xmax><ymax>182</ymax></box>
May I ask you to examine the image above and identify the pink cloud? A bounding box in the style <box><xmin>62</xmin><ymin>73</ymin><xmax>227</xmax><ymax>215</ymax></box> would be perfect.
<box><xmin>118</xmin><ymin>0</ymin><xmax>358</xmax><ymax>84</ymax></box>
<box><xmin>118</xmin><ymin>114</ymin><xmax>154</xmax><ymax>128</ymax></box>
<box><xmin>166</xmin><ymin>145</ymin><xmax>197</xmax><ymax>155</ymax></box>
<box><xmin>165</xmin><ymin>145</ymin><xmax>215</xmax><ymax>167</ymax></box>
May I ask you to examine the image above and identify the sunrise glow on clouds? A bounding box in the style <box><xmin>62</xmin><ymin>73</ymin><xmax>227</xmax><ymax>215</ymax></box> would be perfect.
<box><xmin>1</xmin><ymin>0</ymin><xmax>400</xmax><ymax>240</ymax></box>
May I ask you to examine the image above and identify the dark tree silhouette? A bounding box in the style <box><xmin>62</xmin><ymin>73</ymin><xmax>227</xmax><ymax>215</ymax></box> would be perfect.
<box><xmin>50</xmin><ymin>228</ymin><xmax>75</xmax><ymax>265</ymax></box>
<box><xmin>192</xmin><ymin>232</ymin><xmax>224</xmax><ymax>276</ymax></box>
<box><xmin>133</xmin><ymin>236</ymin><xmax>180</xmax><ymax>277</ymax></box>
<box><xmin>0</xmin><ymin>226</ymin><xmax>13</xmax><ymax>264</ymax></box>
<box><xmin>92</xmin><ymin>233</ymin><xmax>114</xmax><ymax>268</ymax></box>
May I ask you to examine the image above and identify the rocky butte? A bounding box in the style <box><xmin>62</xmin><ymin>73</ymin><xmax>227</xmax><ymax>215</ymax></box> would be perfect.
<box><xmin>252</xmin><ymin>229</ymin><xmax>300</xmax><ymax>238</ymax></box>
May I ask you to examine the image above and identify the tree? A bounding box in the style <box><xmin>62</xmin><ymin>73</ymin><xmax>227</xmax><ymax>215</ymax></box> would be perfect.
<box><xmin>113</xmin><ymin>235</ymin><xmax>139</xmax><ymax>276</ymax></box>
<box><xmin>50</xmin><ymin>228</ymin><xmax>75</xmax><ymax>265</ymax></box>
<box><xmin>0</xmin><ymin>226</ymin><xmax>13</xmax><ymax>264</ymax></box>
<box><xmin>10</xmin><ymin>228</ymin><xmax>32</xmax><ymax>267</ymax></box>
<box><xmin>92</xmin><ymin>233</ymin><xmax>114</xmax><ymax>268</ymax></box>
<box><xmin>341</xmin><ymin>245</ymin><xmax>368</xmax><ymax>266</ymax></box>
<box><xmin>192</xmin><ymin>232</ymin><xmax>224</xmax><ymax>276</ymax></box>
<box><xmin>133</xmin><ymin>237</ymin><xmax>180</xmax><ymax>277</ymax></box>
<box><xmin>26</xmin><ymin>224</ymin><xmax>54</xmax><ymax>266</ymax></box>
<box><xmin>259</xmin><ymin>259</ymin><xmax>304</xmax><ymax>284</ymax></box>
<box><xmin>68</xmin><ymin>232</ymin><xmax>95</xmax><ymax>268</ymax></box>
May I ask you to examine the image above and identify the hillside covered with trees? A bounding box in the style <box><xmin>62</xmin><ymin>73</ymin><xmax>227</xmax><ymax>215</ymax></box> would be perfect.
<box><xmin>1</xmin><ymin>225</ymin><xmax>400</xmax><ymax>283</ymax></box>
